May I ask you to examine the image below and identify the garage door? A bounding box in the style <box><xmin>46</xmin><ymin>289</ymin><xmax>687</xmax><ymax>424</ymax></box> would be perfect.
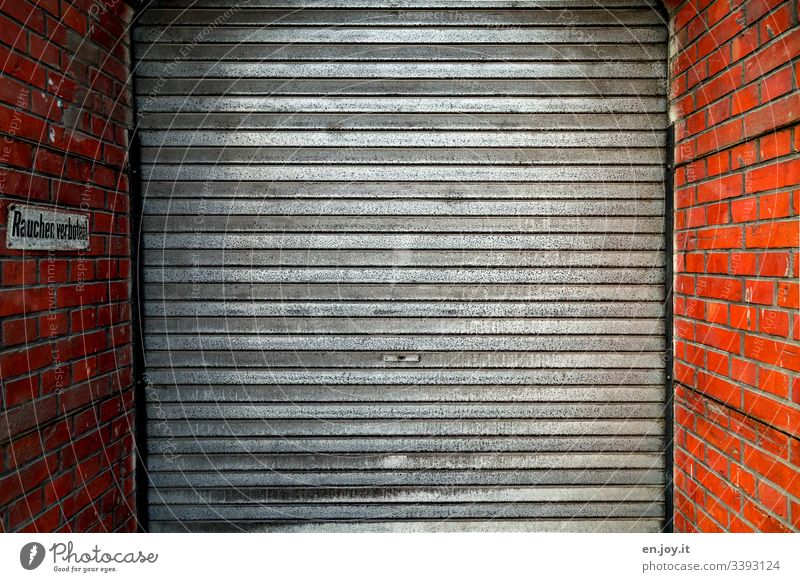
<box><xmin>134</xmin><ymin>0</ymin><xmax>668</xmax><ymax>532</ymax></box>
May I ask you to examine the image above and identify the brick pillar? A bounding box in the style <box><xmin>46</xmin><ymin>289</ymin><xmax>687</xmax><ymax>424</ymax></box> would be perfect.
<box><xmin>665</xmin><ymin>0</ymin><xmax>799</xmax><ymax>531</ymax></box>
<box><xmin>0</xmin><ymin>0</ymin><xmax>136</xmax><ymax>532</ymax></box>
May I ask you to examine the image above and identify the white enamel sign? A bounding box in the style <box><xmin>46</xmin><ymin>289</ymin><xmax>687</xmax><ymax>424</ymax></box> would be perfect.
<box><xmin>6</xmin><ymin>204</ymin><xmax>90</xmax><ymax>250</ymax></box>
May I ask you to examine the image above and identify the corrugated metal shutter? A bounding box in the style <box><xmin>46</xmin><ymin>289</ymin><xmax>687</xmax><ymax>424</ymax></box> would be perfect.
<box><xmin>134</xmin><ymin>0</ymin><xmax>668</xmax><ymax>532</ymax></box>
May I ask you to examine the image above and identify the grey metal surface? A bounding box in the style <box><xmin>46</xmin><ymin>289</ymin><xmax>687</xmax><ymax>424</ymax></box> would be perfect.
<box><xmin>148</xmin><ymin>519</ymin><xmax>663</xmax><ymax>533</ymax></box>
<box><xmin>154</xmin><ymin>0</ymin><xmax>661</xmax><ymax>7</ymax></box>
<box><xmin>138</xmin><ymin>96</ymin><xmax>666</xmax><ymax>113</ymax></box>
<box><xmin>137</xmin><ymin>113</ymin><xmax>667</xmax><ymax>131</ymax></box>
<box><xmin>136</xmin><ymin>0</ymin><xmax>667</xmax><ymax>532</ymax></box>
<box><xmin>137</xmin><ymin>8</ymin><xmax>664</xmax><ymax>26</ymax></box>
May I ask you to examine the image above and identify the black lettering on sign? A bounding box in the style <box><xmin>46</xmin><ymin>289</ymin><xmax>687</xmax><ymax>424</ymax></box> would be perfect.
<box><xmin>5</xmin><ymin>204</ymin><xmax>90</xmax><ymax>250</ymax></box>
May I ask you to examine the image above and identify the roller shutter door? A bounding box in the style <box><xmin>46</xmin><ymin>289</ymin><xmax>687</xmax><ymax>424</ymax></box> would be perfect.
<box><xmin>134</xmin><ymin>0</ymin><xmax>668</xmax><ymax>532</ymax></box>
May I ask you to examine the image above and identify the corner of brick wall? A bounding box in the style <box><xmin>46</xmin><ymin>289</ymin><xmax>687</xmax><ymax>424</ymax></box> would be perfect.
<box><xmin>0</xmin><ymin>0</ymin><xmax>137</xmax><ymax>532</ymax></box>
<box><xmin>666</xmin><ymin>0</ymin><xmax>800</xmax><ymax>531</ymax></box>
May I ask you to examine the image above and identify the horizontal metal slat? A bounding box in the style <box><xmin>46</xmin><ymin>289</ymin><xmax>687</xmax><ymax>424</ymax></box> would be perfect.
<box><xmin>143</xmin><ymin>267</ymin><xmax>665</xmax><ymax>285</ymax></box>
<box><xmin>141</xmin><ymin>200</ymin><xmax>665</xmax><ymax>217</ymax></box>
<box><xmin>148</xmin><ymin>502</ymin><xmax>663</xmax><ymax>521</ymax></box>
<box><xmin>149</xmin><ymin>385</ymin><xmax>665</xmax><ymax>403</ymax></box>
<box><xmin>135</xmin><ymin>61</ymin><xmax>666</xmax><ymax>79</ymax></box>
<box><xmin>147</xmin><ymin>519</ymin><xmax>663</xmax><ymax>533</ymax></box>
<box><xmin>144</xmin><ymin>233</ymin><xmax>665</xmax><ymax>250</ymax></box>
<box><xmin>145</xmin><ymin>369</ymin><xmax>666</xmax><ymax>385</ymax></box>
<box><xmin>134</xmin><ymin>43</ymin><xmax>666</xmax><ymax>63</ymax></box>
<box><xmin>145</xmin><ymin>335</ymin><xmax>665</xmax><ymax>352</ymax></box>
<box><xmin>145</xmin><ymin>351</ymin><xmax>666</xmax><ymax>369</ymax></box>
<box><xmin>142</xmin><ymin>165</ymin><xmax>665</xmax><ymax>182</ymax></box>
<box><xmin>152</xmin><ymin>0</ymin><xmax>661</xmax><ymax>8</ymax></box>
<box><xmin>141</xmin><ymin>147</ymin><xmax>665</xmax><ymax>166</ymax></box>
<box><xmin>147</xmin><ymin>435</ymin><xmax>666</xmax><ymax>454</ymax></box>
<box><xmin>150</xmin><ymin>418</ymin><xmax>665</xmax><ymax>438</ymax></box>
<box><xmin>144</xmin><ymin>249</ymin><xmax>666</xmax><ymax>269</ymax></box>
<box><xmin>144</xmin><ymin>299</ymin><xmax>665</xmax><ymax>317</ymax></box>
<box><xmin>133</xmin><ymin>26</ymin><xmax>667</xmax><ymax>44</ymax></box>
<box><xmin>146</xmin><ymin>469</ymin><xmax>664</xmax><ymax>490</ymax></box>
<box><xmin>148</xmin><ymin>401</ymin><xmax>666</xmax><ymax>420</ymax></box>
<box><xmin>135</xmin><ymin>113</ymin><xmax>668</xmax><ymax>131</ymax></box>
<box><xmin>150</xmin><ymin>451</ymin><xmax>664</xmax><ymax>471</ymax></box>
<box><xmin>146</xmin><ymin>317</ymin><xmax>665</xmax><ymax>335</ymax></box>
<box><xmin>144</xmin><ymin>216</ymin><xmax>665</xmax><ymax>234</ymax></box>
<box><xmin>146</xmin><ymin>283</ymin><xmax>666</xmax><ymax>301</ymax></box>
<box><xmin>135</xmin><ymin>78</ymin><xmax>667</xmax><ymax>98</ymax></box>
<box><xmin>137</xmin><ymin>9</ymin><xmax>664</xmax><ymax>26</ymax></box>
<box><xmin>139</xmin><ymin>129</ymin><xmax>665</xmax><ymax>147</ymax></box>
<box><xmin>141</xmin><ymin>181</ymin><xmax>665</xmax><ymax>199</ymax></box>
<box><xmin>150</xmin><ymin>485</ymin><xmax>664</xmax><ymax>505</ymax></box>
<box><xmin>137</xmin><ymin>96</ymin><xmax>667</xmax><ymax>113</ymax></box>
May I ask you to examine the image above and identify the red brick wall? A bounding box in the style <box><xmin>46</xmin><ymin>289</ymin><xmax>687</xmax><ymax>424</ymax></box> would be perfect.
<box><xmin>0</xmin><ymin>0</ymin><xmax>136</xmax><ymax>532</ymax></box>
<box><xmin>665</xmin><ymin>0</ymin><xmax>800</xmax><ymax>531</ymax></box>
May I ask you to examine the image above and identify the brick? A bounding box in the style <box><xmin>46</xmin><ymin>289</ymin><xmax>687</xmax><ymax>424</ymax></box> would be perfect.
<box><xmin>706</xmin><ymin>202</ymin><xmax>730</xmax><ymax>225</ymax></box>
<box><xmin>55</xmin><ymin>282</ymin><xmax>108</xmax><ymax>308</ymax></box>
<box><xmin>696</xmin><ymin>226</ymin><xmax>743</xmax><ymax>249</ymax></box>
<box><xmin>707</xmin><ymin>350</ymin><xmax>728</xmax><ymax>375</ymax></box>
<box><xmin>729</xmin><ymin>252</ymin><xmax>757</xmax><ymax>275</ymax></box>
<box><xmin>0</xmin><ymin>456</ymin><xmax>57</xmax><ymax>507</ymax></box>
<box><xmin>2</xmin><ymin>260</ymin><xmax>37</xmax><ymax>286</ymax></box>
<box><xmin>28</xmin><ymin>34</ymin><xmax>60</xmax><ymax>69</ymax></box>
<box><xmin>7</xmin><ymin>490</ymin><xmax>45</xmax><ymax>530</ymax></box>
<box><xmin>687</xmin><ymin>206</ymin><xmax>705</xmax><ymax>228</ymax></box>
<box><xmin>731</xmin><ymin>85</ymin><xmax>759</xmax><ymax>115</ymax></box>
<box><xmin>743</xmin><ymin>29</ymin><xmax>800</xmax><ymax>82</ymax></box>
<box><xmin>777</xmin><ymin>282</ymin><xmax>798</xmax><ymax>308</ymax></box>
<box><xmin>676</xmin><ymin>186</ymin><xmax>695</xmax><ymax>208</ymax></box>
<box><xmin>731</xmin><ymin>141</ymin><xmax>758</xmax><ymax>170</ymax></box>
<box><xmin>730</xmin><ymin>304</ymin><xmax>756</xmax><ymax>331</ymax></box>
<box><xmin>758</xmin><ymin>4</ymin><xmax>792</xmax><ymax>42</ymax></box>
<box><xmin>697</xmin><ymin>175</ymin><xmax>742</xmax><ymax>203</ymax></box>
<box><xmin>742</xmin><ymin>498</ymin><xmax>791</xmax><ymax>532</ymax></box>
<box><xmin>696</xmin><ymin>119</ymin><xmax>743</xmax><ymax>158</ymax></box>
<box><xmin>758</xmin><ymin>366</ymin><xmax>790</xmax><ymax>398</ymax></box>
<box><xmin>792</xmin><ymin>501</ymin><xmax>800</xmax><ymax>530</ymax></box>
<box><xmin>2</xmin><ymin>316</ymin><xmax>38</xmax><ymax>347</ymax></box>
<box><xmin>745</xmin><ymin>0</ymin><xmax>788</xmax><ymax>25</ymax></box>
<box><xmin>0</xmin><ymin>168</ymin><xmax>49</xmax><ymax>201</ymax></box>
<box><xmin>742</xmin><ymin>443</ymin><xmax>800</xmax><ymax>497</ymax></box>
<box><xmin>705</xmin><ymin>302</ymin><xmax>724</xmax><ymax>326</ymax></box>
<box><xmin>0</xmin><ymin>46</ymin><xmax>47</xmax><ymax>89</ymax></box>
<box><xmin>731</xmin><ymin>25</ymin><xmax>758</xmax><ymax>60</ymax></box>
<box><xmin>696</xmin><ymin>276</ymin><xmax>743</xmax><ymax>301</ymax></box>
<box><xmin>746</xmin><ymin>159</ymin><xmax>800</xmax><ymax>195</ymax></box>
<box><xmin>759</xmin><ymin>308</ymin><xmax>790</xmax><ymax>337</ymax></box>
<box><xmin>761</xmin><ymin>64</ymin><xmax>792</xmax><ymax>101</ymax></box>
<box><xmin>696</xmin><ymin>324</ymin><xmax>741</xmax><ymax>354</ymax></box>
<box><xmin>706</xmin><ymin>152</ymin><xmax>730</xmax><ymax>177</ymax></box>
<box><xmin>731</xmin><ymin>357</ymin><xmax>757</xmax><ymax>385</ymax></box>
<box><xmin>745</xmin><ymin>221</ymin><xmax>800</xmax><ymax>248</ymax></box>
<box><xmin>744</xmin><ymin>335</ymin><xmax>800</xmax><ymax>372</ymax></box>
<box><xmin>0</xmin><ymin>138</ymin><xmax>32</xmax><ymax>168</ymax></box>
<box><xmin>706</xmin><ymin>253</ymin><xmax>728</xmax><ymax>273</ymax></box>
<box><xmin>744</xmin><ymin>279</ymin><xmax>774</xmax><ymax>305</ymax></box>
<box><xmin>743</xmin><ymin>93</ymin><xmax>800</xmax><ymax>141</ymax></box>
<box><xmin>0</xmin><ymin>13</ymin><xmax>27</xmax><ymax>51</ymax></box>
<box><xmin>758</xmin><ymin>192</ymin><xmax>800</xmax><ymax>220</ymax></box>
<box><xmin>33</xmin><ymin>148</ymin><xmax>65</xmax><ymax>176</ymax></box>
